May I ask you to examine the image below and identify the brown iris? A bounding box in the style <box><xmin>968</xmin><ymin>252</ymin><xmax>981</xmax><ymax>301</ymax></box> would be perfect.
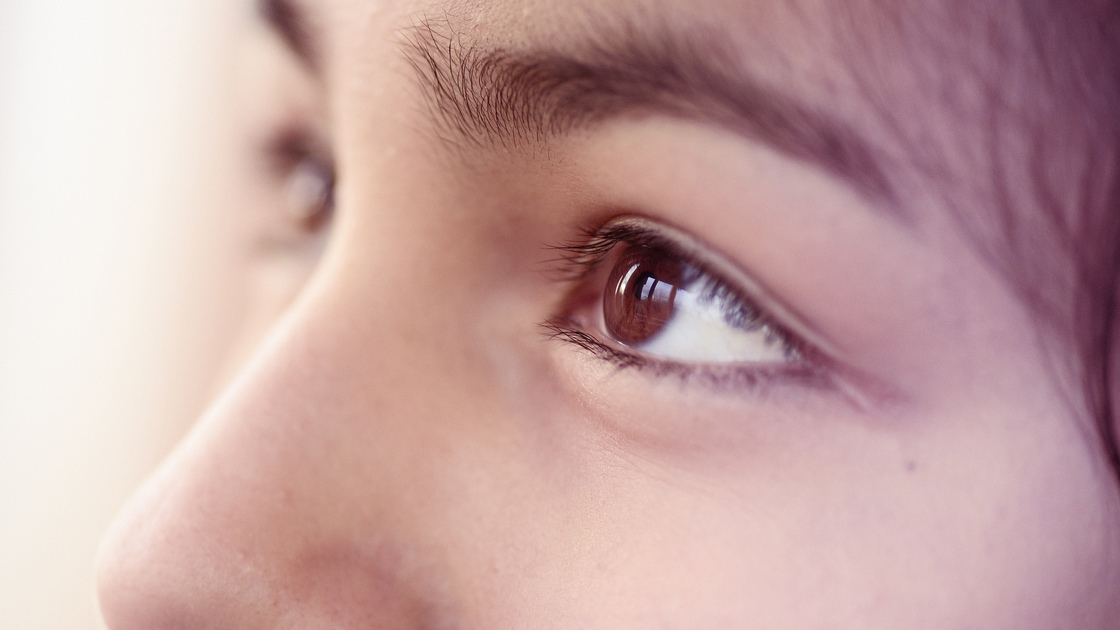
<box><xmin>603</xmin><ymin>245</ymin><xmax>686</xmax><ymax>345</ymax></box>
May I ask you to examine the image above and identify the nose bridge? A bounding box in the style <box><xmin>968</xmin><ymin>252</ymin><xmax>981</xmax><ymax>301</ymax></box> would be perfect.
<box><xmin>96</xmin><ymin>276</ymin><xmax>450</xmax><ymax>628</ymax></box>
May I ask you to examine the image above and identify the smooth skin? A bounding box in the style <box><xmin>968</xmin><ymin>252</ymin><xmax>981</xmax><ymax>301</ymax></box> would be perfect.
<box><xmin>97</xmin><ymin>0</ymin><xmax>1120</xmax><ymax>627</ymax></box>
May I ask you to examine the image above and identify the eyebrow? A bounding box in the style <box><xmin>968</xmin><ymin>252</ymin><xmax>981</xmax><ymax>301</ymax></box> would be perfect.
<box><xmin>259</xmin><ymin>3</ymin><xmax>900</xmax><ymax>212</ymax></box>
<box><xmin>258</xmin><ymin>0</ymin><xmax>318</xmax><ymax>70</ymax></box>
<box><xmin>403</xmin><ymin>18</ymin><xmax>900</xmax><ymax>211</ymax></box>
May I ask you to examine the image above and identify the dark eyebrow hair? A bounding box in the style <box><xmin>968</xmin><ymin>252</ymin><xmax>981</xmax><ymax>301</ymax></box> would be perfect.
<box><xmin>403</xmin><ymin>18</ymin><xmax>900</xmax><ymax>211</ymax></box>
<box><xmin>258</xmin><ymin>0</ymin><xmax>318</xmax><ymax>70</ymax></box>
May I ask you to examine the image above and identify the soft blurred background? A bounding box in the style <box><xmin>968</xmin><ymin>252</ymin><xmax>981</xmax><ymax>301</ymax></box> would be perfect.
<box><xmin>0</xmin><ymin>1</ymin><xmax>248</xmax><ymax>627</ymax></box>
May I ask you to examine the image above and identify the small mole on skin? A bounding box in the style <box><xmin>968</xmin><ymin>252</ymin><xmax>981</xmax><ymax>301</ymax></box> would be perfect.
<box><xmin>905</xmin><ymin>460</ymin><xmax>917</xmax><ymax>473</ymax></box>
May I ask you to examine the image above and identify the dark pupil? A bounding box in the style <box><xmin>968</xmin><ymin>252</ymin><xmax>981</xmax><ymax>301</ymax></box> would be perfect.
<box><xmin>604</xmin><ymin>245</ymin><xmax>683</xmax><ymax>345</ymax></box>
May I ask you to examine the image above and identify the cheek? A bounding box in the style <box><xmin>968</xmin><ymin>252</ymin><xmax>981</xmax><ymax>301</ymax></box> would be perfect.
<box><xmin>533</xmin><ymin>337</ymin><xmax>1120</xmax><ymax>627</ymax></box>
<box><xmin>896</xmin><ymin>399</ymin><xmax>1120</xmax><ymax>622</ymax></box>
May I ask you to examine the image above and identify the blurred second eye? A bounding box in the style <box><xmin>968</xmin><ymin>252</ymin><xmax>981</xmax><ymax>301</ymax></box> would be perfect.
<box><xmin>284</xmin><ymin>155</ymin><xmax>335</xmax><ymax>230</ymax></box>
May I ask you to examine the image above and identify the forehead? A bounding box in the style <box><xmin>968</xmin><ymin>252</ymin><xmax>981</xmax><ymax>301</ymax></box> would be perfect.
<box><xmin>321</xmin><ymin>0</ymin><xmax>904</xmax><ymax>105</ymax></box>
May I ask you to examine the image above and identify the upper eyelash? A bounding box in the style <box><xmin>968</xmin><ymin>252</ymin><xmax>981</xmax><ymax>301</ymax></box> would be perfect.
<box><xmin>548</xmin><ymin>222</ymin><xmax>680</xmax><ymax>282</ymax></box>
<box><xmin>550</xmin><ymin>220</ymin><xmax>787</xmax><ymax>336</ymax></box>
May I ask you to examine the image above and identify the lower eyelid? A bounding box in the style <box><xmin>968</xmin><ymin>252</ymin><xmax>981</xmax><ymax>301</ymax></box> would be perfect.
<box><xmin>544</xmin><ymin>317</ymin><xmax>834</xmax><ymax>395</ymax></box>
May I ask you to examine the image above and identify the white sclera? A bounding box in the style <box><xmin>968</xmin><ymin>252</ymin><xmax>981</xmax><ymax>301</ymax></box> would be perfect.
<box><xmin>631</xmin><ymin>280</ymin><xmax>791</xmax><ymax>363</ymax></box>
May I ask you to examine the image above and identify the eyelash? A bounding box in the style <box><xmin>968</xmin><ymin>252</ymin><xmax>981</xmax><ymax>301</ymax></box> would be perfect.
<box><xmin>544</xmin><ymin>220</ymin><xmax>833</xmax><ymax>392</ymax></box>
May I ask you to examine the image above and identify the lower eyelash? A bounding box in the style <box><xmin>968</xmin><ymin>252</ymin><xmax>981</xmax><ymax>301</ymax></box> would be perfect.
<box><xmin>542</xmin><ymin>319</ymin><xmax>647</xmax><ymax>369</ymax></box>
<box><xmin>541</xmin><ymin>318</ymin><xmax>831</xmax><ymax>393</ymax></box>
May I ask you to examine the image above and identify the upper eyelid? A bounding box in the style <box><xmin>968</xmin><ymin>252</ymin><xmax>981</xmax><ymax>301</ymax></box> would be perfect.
<box><xmin>257</xmin><ymin>123</ymin><xmax>337</xmax><ymax>197</ymax></box>
<box><xmin>554</xmin><ymin>216</ymin><xmax>843</xmax><ymax>359</ymax></box>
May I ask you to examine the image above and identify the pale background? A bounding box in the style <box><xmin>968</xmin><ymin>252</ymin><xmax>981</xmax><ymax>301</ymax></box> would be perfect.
<box><xmin>0</xmin><ymin>1</ymin><xmax>248</xmax><ymax>627</ymax></box>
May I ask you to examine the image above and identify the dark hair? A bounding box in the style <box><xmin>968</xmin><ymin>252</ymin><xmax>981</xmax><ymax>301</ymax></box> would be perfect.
<box><xmin>833</xmin><ymin>0</ymin><xmax>1120</xmax><ymax>478</ymax></box>
<box><xmin>976</xmin><ymin>0</ymin><xmax>1120</xmax><ymax>478</ymax></box>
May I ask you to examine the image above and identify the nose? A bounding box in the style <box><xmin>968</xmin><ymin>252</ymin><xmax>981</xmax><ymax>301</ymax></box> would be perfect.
<box><xmin>94</xmin><ymin>276</ymin><xmax>462</xmax><ymax>629</ymax></box>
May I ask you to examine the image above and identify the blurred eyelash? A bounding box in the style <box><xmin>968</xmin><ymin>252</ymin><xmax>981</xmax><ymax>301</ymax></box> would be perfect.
<box><xmin>266</xmin><ymin>130</ymin><xmax>334</xmax><ymax>185</ymax></box>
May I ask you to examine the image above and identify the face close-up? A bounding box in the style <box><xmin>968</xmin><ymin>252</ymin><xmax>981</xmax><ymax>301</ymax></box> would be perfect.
<box><xmin>95</xmin><ymin>0</ymin><xmax>1120</xmax><ymax>627</ymax></box>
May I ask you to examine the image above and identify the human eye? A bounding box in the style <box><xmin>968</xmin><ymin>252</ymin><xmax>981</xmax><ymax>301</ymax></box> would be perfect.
<box><xmin>547</xmin><ymin>217</ymin><xmax>828</xmax><ymax>388</ymax></box>
<box><xmin>259</xmin><ymin>125</ymin><xmax>336</xmax><ymax>238</ymax></box>
<box><xmin>240</xmin><ymin>11</ymin><xmax>336</xmax><ymax>255</ymax></box>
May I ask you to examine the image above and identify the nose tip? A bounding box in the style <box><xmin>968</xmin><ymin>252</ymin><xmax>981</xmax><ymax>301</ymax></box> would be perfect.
<box><xmin>95</xmin><ymin>455</ymin><xmax>273</xmax><ymax>630</ymax></box>
<box><xmin>93</xmin><ymin>369</ymin><xmax>311</xmax><ymax>630</ymax></box>
<box><xmin>93</xmin><ymin>277</ymin><xmax>477</xmax><ymax>628</ymax></box>
<box><xmin>93</xmin><ymin>327</ymin><xmax>443</xmax><ymax>629</ymax></box>
<box><xmin>95</xmin><ymin>503</ymin><xmax>159</xmax><ymax>629</ymax></box>
<box><xmin>96</xmin><ymin>467</ymin><xmax>445</xmax><ymax>630</ymax></box>
<box><xmin>94</xmin><ymin>315</ymin><xmax>326</xmax><ymax>628</ymax></box>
